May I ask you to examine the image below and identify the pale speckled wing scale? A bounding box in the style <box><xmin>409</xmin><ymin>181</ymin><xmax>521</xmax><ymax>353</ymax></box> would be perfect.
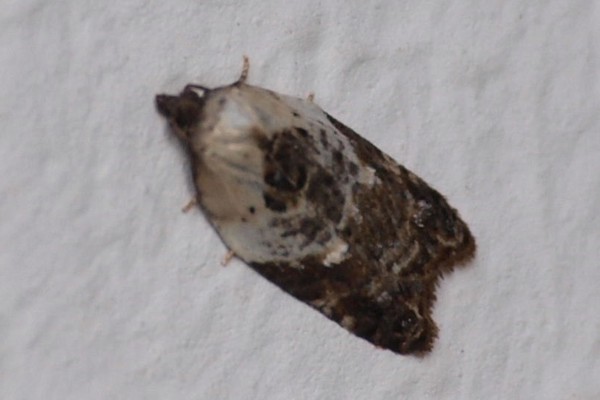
<box><xmin>155</xmin><ymin>62</ymin><xmax>475</xmax><ymax>355</ymax></box>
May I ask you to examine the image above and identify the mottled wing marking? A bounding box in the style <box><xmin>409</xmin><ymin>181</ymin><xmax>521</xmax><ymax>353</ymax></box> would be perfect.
<box><xmin>250</xmin><ymin>114</ymin><xmax>475</xmax><ymax>355</ymax></box>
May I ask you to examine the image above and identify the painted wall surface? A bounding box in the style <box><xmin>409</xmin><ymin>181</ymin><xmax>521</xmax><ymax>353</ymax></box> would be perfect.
<box><xmin>2</xmin><ymin>1</ymin><xmax>599</xmax><ymax>399</ymax></box>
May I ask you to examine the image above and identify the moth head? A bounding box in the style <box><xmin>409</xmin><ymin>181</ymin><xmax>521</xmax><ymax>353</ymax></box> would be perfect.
<box><xmin>155</xmin><ymin>86</ymin><xmax>207</xmax><ymax>142</ymax></box>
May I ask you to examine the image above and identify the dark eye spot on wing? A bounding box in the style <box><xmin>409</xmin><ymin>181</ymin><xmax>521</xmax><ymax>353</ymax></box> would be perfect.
<box><xmin>262</xmin><ymin>129</ymin><xmax>310</xmax><ymax>192</ymax></box>
<box><xmin>263</xmin><ymin>193</ymin><xmax>287</xmax><ymax>212</ymax></box>
<box><xmin>265</xmin><ymin>166</ymin><xmax>307</xmax><ymax>192</ymax></box>
<box><xmin>295</xmin><ymin>127</ymin><xmax>309</xmax><ymax>138</ymax></box>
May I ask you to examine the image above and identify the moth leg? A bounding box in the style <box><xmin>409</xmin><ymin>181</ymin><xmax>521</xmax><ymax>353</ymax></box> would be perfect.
<box><xmin>221</xmin><ymin>249</ymin><xmax>236</xmax><ymax>266</ymax></box>
<box><xmin>237</xmin><ymin>55</ymin><xmax>250</xmax><ymax>83</ymax></box>
<box><xmin>181</xmin><ymin>197</ymin><xmax>198</xmax><ymax>213</ymax></box>
<box><xmin>307</xmin><ymin>92</ymin><xmax>315</xmax><ymax>102</ymax></box>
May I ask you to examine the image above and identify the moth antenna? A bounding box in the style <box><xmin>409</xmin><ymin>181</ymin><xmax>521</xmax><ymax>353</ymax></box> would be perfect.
<box><xmin>184</xmin><ymin>84</ymin><xmax>209</xmax><ymax>91</ymax></box>
<box><xmin>183</xmin><ymin>84</ymin><xmax>209</xmax><ymax>96</ymax></box>
<box><xmin>238</xmin><ymin>55</ymin><xmax>250</xmax><ymax>83</ymax></box>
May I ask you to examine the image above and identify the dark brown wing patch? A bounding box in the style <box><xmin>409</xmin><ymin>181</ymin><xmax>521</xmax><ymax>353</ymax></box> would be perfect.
<box><xmin>250</xmin><ymin>115</ymin><xmax>475</xmax><ymax>355</ymax></box>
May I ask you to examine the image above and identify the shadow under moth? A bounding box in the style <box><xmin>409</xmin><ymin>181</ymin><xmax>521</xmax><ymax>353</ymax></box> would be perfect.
<box><xmin>155</xmin><ymin>58</ymin><xmax>476</xmax><ymax>355</ymax></box>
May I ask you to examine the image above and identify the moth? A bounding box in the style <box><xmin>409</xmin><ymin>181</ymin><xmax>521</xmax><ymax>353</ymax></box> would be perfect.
<box><xmin>155</xmin><ymin>57</ymin><xmax>476</xmax><ymax>355</ymax></box>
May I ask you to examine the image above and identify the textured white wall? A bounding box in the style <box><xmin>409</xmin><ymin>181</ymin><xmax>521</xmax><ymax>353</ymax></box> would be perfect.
<box><xmin>2</xmin><ymin>1</ymin><xmax>599</xmax><ymax>399</ymax></box>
